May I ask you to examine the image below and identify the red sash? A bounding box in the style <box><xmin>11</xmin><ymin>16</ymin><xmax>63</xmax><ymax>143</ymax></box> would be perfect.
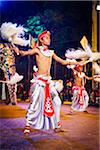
<box><xmin>78</xmin><ymin>86</ymin><xmax>84</xmax><ymax>105</ymax></box>
<box><xmin>38</xmin><ymin>78</ymin><xmax>54</xmax><ymax>117</ymax></box>
<box><xmin>73</xmin><ymin>85</ymin><xmax>84</xmax><ymax>105</ymax></box>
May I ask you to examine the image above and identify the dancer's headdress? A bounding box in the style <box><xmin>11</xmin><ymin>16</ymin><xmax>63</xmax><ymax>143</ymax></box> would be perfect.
<box><xmin>74</xmin><ymin>65</ymin><xmax>83</xmax><ymax>70</ymax></box>
<box><xmin>38</xmin><ymin>30</ymin><xmax>50</xmax><ymax>41</ymax></box>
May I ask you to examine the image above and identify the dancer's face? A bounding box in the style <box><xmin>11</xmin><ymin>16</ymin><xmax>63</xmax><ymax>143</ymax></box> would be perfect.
<box><xmin>41</xmin><ymin>33</ymin><xmax>51</xmax><ymax>46</ymax></box>
<box><xmin>78</xmin><ymin>66</ymin><xmax>83</xmax><ymax>72</ymax></box>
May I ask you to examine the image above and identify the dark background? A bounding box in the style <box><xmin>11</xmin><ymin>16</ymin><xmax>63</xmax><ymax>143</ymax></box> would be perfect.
<box><xmin>0</xmin><ymin>1</ymin><xmax>92</xmax><ymax>81</ymax></box>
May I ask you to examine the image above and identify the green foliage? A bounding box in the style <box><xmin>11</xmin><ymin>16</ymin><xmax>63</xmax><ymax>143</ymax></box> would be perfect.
<box><xmin>26</xmin><ymin>16</ymin><xmax>45</xmax><ymax>36</ymax></box>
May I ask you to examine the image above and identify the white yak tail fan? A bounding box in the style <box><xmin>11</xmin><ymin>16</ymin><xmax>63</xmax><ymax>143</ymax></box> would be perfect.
<box><xmin>66</xmin><ymin>58</ymin><xmax>77</xmax><ymax>69</ymax></box>
<box><xmin>89</xmin><ymin>52</ymin><xmax>100</xmax><ymax>62</ymax></box>
<box><xmin>93</xmin><ymin>62</ymin><xmax>100</xmax><ymax>75</ymax></box>
<box><xmin>0</xmin><ymin>22</ymin><xmax>29</xmax><ymax>46</ymax></box>
<box><xmin>0</xmin><ymin>73</ymin><xmax>23</xmax><ymax>85</ymax></box>
<box><xmin>65</xmin><ymin>48</ymin><xmax>88</xmax><ymax>59</ymax></box>
<box><xmin>11</xmin><ymin>36</ymin><xmax>30</xmax><ymax>46</ymax></box>
<box><xmin>0</xmin><ymin>22</ymin><xmax>24</xmax><ymax>39</ymax></box>
<box><xmin>8</xmin><ymin>73</ymin><xmax>23</xmax><ymax>85</ymax></box>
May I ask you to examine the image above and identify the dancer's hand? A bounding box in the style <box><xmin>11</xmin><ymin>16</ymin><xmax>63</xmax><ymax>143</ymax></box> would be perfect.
<box><xmin>75</xmin><ymin>60</ymin><xmax>84</xmax><ymax>66</ymax></box>
<box><xmin>19</xmin><ymin>50</ymin><xmax>25</xmax><ymax>56</ymax></box>
<box><xmin>93</xmin><ymin>75</ymin><xmax>100</xmax><ymax>78</ymax></box>
<box><xmin>13</xmin><ymin>46</ymin><xmax>19</xmax><ymax>55</ymax></box>
<box><xmin>79</xmin><ymin>60</ymin><xmax>89</xmax><ymax>66</ymax></box>
<box><xmin>82</xmin><ymin>60</ymin><xmax>90</xmax><ymax>65</ymax></box>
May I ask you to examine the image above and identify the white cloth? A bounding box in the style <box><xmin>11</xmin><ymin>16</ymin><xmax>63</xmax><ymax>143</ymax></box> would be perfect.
<box><xmin>2</xmin><ymin>83</ymin><xmax>6</xmax><ymax>100</ymax></box>
<box><xmin>37</xmin><ymin>46</ymin><xmax>54</xmax><ymax>57</ymax></box>
<box><xmin>26</xmin><ymin>75</ymin><xmax>62</xmax><ymax>130</ymax></box>
<box><xmin>8</xmin><ymin>73</ymin><xmax>23</xmax><ymax>85</ymax></box>
<box><xmin>71</xmin><ymin>85</ymin><xmax>89</xmax><ymax>112</ymax></box>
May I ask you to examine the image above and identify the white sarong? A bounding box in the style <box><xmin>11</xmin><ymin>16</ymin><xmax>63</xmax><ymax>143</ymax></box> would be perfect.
<box><xmin>71</xmin><ymin>85</ymin><xmax>89</xmax><ymax>112</ymax></box>
<box><xmin>26</xmin><ymin>75</ymin><xmax>62</xmax><ymax>130</ymax></box>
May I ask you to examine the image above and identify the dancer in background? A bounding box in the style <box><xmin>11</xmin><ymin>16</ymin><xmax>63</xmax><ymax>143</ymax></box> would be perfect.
<box><xmin>0</xmin><ymin>22</ymin><xmax>30</xmax><ymax>104</ymax></box>
<box><xmin>65</xmin><ymin>36</ymin><xmax>100</xmax><ymax>113</ymax></box>
<box><xmin>70</xmin><ymin>65</ymin><xmax>97</xmax><ymax>113</ymax></box>
<box><xmin>14</xmin><ymin>30</ymin><xmax>85</xmax><ymax>135</ymax></box>
<box><xmin>0</xmin><ymin>43</ymin><xmax>22</xmax><ymax>105</ymax></box>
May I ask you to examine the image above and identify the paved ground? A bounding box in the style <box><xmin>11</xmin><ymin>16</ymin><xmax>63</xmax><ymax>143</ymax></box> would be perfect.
<box><xmin>0</xmin><ymin>101</ymin><xmax>99</xmax><ymax>150</ymax></box>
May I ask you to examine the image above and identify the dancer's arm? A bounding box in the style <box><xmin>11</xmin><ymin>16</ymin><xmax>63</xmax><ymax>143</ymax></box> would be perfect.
<box><xmin>53</xmin><ymin>53</ymin><xmax>84</xmax><ymax>65</ymax></box>
<box><xmin>19</xmin><ymin>48</ymin><xmax>38</xmax><ymax>56</ymax></box>
<box><xmin>13</xmin><ymin>47</ymin><xmax>39</xmax><ymax>56</ymax></box>
<box><xmin>84</xmin><ymin>75</ymin><xmax>95</xmax><ymax>80</ymax></box>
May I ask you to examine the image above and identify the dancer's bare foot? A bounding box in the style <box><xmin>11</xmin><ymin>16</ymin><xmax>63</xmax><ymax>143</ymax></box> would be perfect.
<box><xmin>54</xmin><ymin>127</ymin><xmax>65</xmax><ymax>133</ymax></box>
<box><xmin>54</xmin><ymin>121</ymin><xmax>64</xmax><ymax>133</ymax></box>
<box><xmin>68</xmin><ymin>110</ymin><xmax>74</xmax><ymax>115</ymax></box>
<box><xmin>83</xmin><ymin>110</ymin><xmax>88</xmax><ymax>113</ymax></box>
<box><xmin>24</xmin><ymin>126</ymin><xmax>31</xmax><ymax>136</ymax></box>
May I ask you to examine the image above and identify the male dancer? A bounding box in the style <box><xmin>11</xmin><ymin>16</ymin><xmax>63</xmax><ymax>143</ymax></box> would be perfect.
<box><xmin>0</xmin><ymin>22</ymin><xmax>29</xmax><ymax>105</ymax></box>
<box><xmin>70</xmin><ymin>65</ymin><xmax>96</xmax><ymax>113</ymax></box>
<box><xmin>0</xmin><ymin>43</ymin><xmax>22</xmax><ymax>105</ymax></box>
<box><xmin>15</xmin><ymin>30</ymin><xmax>85</xmax><ymax>134</ymax></box>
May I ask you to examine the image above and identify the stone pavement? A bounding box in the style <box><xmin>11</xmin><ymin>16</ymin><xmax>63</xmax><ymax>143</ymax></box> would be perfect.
<box><xmin>0</xmin><ymin>102</ymin><xmax>99</xmax><ymax>150</ymax></box>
